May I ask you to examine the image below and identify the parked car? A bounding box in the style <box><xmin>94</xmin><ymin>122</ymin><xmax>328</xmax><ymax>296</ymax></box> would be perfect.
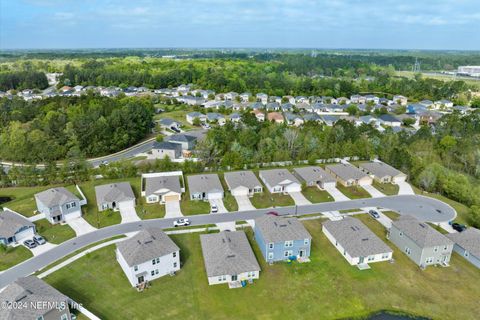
<box><xmin>171</xmin><ymin>126</ymin><xmax>181</xmax><ymax>133</ymax></box>
<box><xmin>202</xmin><ymin>123</ymin><xmax>211</xmax><ymax>129</ymax></box>
<box><xmin>33</xmin><ymin>234</ymin><xmax>46</xmax><ymax>245</ymax></box>
<box><xmin>211</xmin><ymin>204</ymin><xmax>218</xmax><ymax>213</ymax></box>
<box><xmin>23</xmin><ymin>239</ymin><xmax>37</xmax><ymax>249</ymax></box>
<box><xmin>173</xmin><ymin>218</ymin><xmax>191</xmax><ymax>227</ymax></box>
<box><xmin>451</xmin><ymin>222</ymin><xmax>467</xmax><ymax>232</ymax></box>
<box><xmin>369</xmin><ymin>210</ymin><xmax>380</xmax><ymax>219</ymax></box>
<box><xmin>101</xmin><ymin>160</ymin><xmax>109</xmax><ymax>166</ymax></box>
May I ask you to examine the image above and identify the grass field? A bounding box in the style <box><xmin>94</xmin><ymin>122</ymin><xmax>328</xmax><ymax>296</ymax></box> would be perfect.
<box><xmin>181</xmin><ymin>197</ymin><xmax>211</xmax><ymax>215</ymax></box>
<box><xmin>250</xmin><ymin>191</ymin><xmax>295</xmax><ymax>209</ymax></box>
<box><xmin>372</xmin><ymin>181</ymin><xmax>399</xmax><ymax>196</ymax></box>
<box><xmin>34</xmin><ymin>219</ymin><xmax>76</xmax><ymax>244</ymax></box>
<box><xmin>154</xmin><ymin>104</ymin><xmax>197</xmax><ymax>131</ymax></box>
<box><xmin>223</xmin><ymin>194</ymin><xmax>239</xmax><ymax>212</ymax></box>
<box><xmin>337</xmin><ymin>185</ymin><xmax>371</xmax><ymax>199</ymax></box>
<box><xmin>0</xmin><ymin>185</ymin><xmax>61</xmax><ymax>217</ymax></box>
<box><xmin>382</xmin><ymin>211</ymin><xmax>400</xmax><ymax>220</ymax></box>
<box><xmin>44</xmin><ymin>217</ymin><xmax>480</xmax><ymax>320</ymax></box>
<box><xmin>302</xmin><ymin>187</ymin><xmax>334</xmax><ymax>203</ymax></box>
<box><xmin>0</xmin><ymin>245</ymin><xmax>33</xmax><ymax>271</ymax></box>
<box><xmin>396</xmin><ymin>71</ymin><xmax>480</xmax><ymax>90</ymax></box>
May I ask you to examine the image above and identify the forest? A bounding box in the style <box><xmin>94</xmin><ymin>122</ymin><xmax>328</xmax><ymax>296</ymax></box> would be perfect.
<box><xmin>0</xmin><ymin>95</ymin><xmax>154</xmax><ymax>162</ymax></box>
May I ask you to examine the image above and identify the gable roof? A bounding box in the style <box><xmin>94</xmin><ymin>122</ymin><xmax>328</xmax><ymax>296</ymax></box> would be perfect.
<box><xmin>187</xmin><ymin>174</ymin><xmax>224</xmax><ymax>195</ymax></box>
<box><xmin>379</xmin><ymin>114</ymin><xmax>401</xmax><ymax>123</ymax></box>
<box><xmin>447</xmin><ymin>228</ymin><xmax>480</xmax><ymax>258</ymax></box>
<box><xmin>224</xmin><ymin>171</ymin><xmax>262</xmax><ymax>190</ymax></box>
<box><xmin>323</xmin><ymin>217</ymin><xmax>392</xmax><ymax>257</ymax></box>
<box><xmin>200</xmin><ymin>231</ymin><xmax>260</xmax><ymax>277</ymax></box>
<box><xmin>255</xmin><ymin>215</ymin><xmax>311</xmax><ymax>243</ymax></box>
<box><xmin>326</xmin><ymin>163</ymin><xmax>369</xmax><ymax>181</ymax></box>
<box><xmin>259</xmin><ymin>169</ymin><xmax>300</xmax><ymax>186</ymax></box>
<box><xmin>35</xmin><ymin>187</ymin><xmax>79</xmax><ymax>207</ymax></box>
<box><xmin>0</xmin><ymin>210</ymin><xmax>34</xmax><ymax>239</ymax></box>
<box><xmin>293</xmin><ymin>166</ymin><xmax>336</xmax><ymax>184</ymax></box>
<box><xmin>144</xmin><ymin>175</ymin><xmax>182</xmax><ymax>197</ymax></box>
<box><xmin>116</xmin><ymin>228</ymin><xmax>179</xmax><ymax>267</ymax></box>
<box><xmin>168</xmin><ymin>134</ymin><xmax>197</xmax><ymax>143</ymax></box>
<box><xmin>152</xmin><ymin>141</ymin><xmax>182</xmax><ymax>151</ymax></box>
<box><xmin>359</xmin><ymin>162</ymin><xmax>406</xmax><ymax>178</ymax></box>
<box><xmin>391</xmin><ymin>215</ymin><xmax>453</xmax><ymax>248</ymax></box>
<box><xmin>95</xmin><ymin>182</ymin><xmax>135</xmax><ymax>205</ymax></box>
<box><xmin>0</xmin><ymin>276</ymin><xmax>69</xmax><ymax>320</ymax></box>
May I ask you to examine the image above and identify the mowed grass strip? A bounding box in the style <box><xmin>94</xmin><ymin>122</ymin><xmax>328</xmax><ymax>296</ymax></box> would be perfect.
<box><xmin>302</xmin><ymin>186</ymin><xmax>334</xmax><ymax>203</ymax></box>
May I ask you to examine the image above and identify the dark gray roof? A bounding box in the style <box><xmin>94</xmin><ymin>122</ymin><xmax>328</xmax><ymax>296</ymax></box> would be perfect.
<box><xmin>158</xmin><ymin>118</ymin><xmax>180</xmax><ymax>126</ymax></box>
<box><xmin>116</xmin><ymin>228</ymin><xmax>179</xmax><ymax>267</ymax></box>
<box><xmin>447</xmin><ymin>228</ymin><xmax>480</xmax><ymax>257</ymax></box>
<box><xmin>359</xmin><ymin>162</ymin><xmax>406</xmax><ymax>178</ymax></box>
<box><xmin>255</xmin><ymin>215</ymin><xmax>311</xmax><ymax>243</ymax></box>
<box><xmin>379</xmin><ymin>114</ymin><xmax>401</xmax><ymax>123</ymax></box>
<box><xmin>0</xmin><ymin>210</ymin><xmax>34</xmax><ymax>239</ymax></box>
<box><xmin>200</xmin><ymin>231</ymin><xmax>260</xmax><ymax>277</ymax></box>
<box><xmin>153</xmin><ymin>141</ymin><xmax>182</xmax><ymax>151</ymax></box>
<box><xmin>293</xmin><ymin>166</ymin><xmax>336</xmax><ymax>184</ymax></box>
<box><xmin>326</xmin><ymin>163</ymin><xmax>369</xmax><ymax>181</ymax></box>
<box><xmin>323</xmin><ymin>217</ymin><xmax>392</xmax><ymax>257</ymax></box>
<box><xmin>35</xmin><ymin>187</ymin><xmax>79</xmax><ymax>207</ymax></box>
<box><xmin>168</xmin><ymin>134</ymin><xmax>197</xmax><ymax>143</ymax></box>
<box><xmin>259</xmin><ymin>169</ymin><xmax>300</xmax><ymax>186</ymax></box>
<box><xmin>224</xmin><ymin>171</ymin><xmax>262</xmax><ymax>190</ymax></box>
<box><xmin>391</xmin><ymin>215</ymin><xmax>453</xmax><ymax>248</ymax></box>
<box><xmin>0</xmin><ymin>276</ymin><xmax>70</xmax><ymax>320</ymax></box>
<box><xmin>144</xmin><ymin>175</ymin><xmax>182</xmax><ymax>197</ymax></box>
<box><xmin>187</xmin><ymin>174</ymin><xmax>223</xmax><ymax>194</ymax></box>
<box><xmin>95</xmin><ymin>182</ymin><xmax>135</xmax><ymax>204</ymax></box>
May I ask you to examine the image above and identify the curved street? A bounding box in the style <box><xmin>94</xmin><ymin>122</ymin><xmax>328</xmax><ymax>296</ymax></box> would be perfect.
<box><xmin>0</xmin><ymin>194</ymin><xmax>456</xmax><ymax>289</ymax></box>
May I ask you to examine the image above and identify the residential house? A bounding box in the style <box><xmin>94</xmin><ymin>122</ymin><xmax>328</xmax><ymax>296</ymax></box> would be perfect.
<box><xmin>321</xmin><ymin>115</ymin><xmax>340</xmax><ymax>126</ymax></box>
<box><xmin>225</xmin><ymin>92</ymin><xmax>239</xmax><ymax>101</ymax></box>
<box><xmin>252</xmin><ymin>110</ymin><xmax>265</xmax><ymax>122</ymax></box>
<box><xmin>240</xmin><ymin>92</ymin><xmax>251</xmax><ymax>102</ymax></box>
<box><xmin>378</xmin><ymin>114</ymin><xmax>401</xmax><ymax>127</ymax></box>
<box><xmin>393</xmin><ymin>95</ymin><xmax>408</xmax><ymax>106</ymax></box>
<box><xmin>224</xmin><ymin>171</ymin><xmax>263</xmax><ymax>197</ymax></box>
<box><xmin>259</xmin><ymin>169</ymin><xmax>301</xmax><ymax>193</ymax></box>
<box><xmin>284</xmin><ymin>112</ymin><xmax>304</xmax><ymax>126</ymax></box>
<box><xmin>95</xmin><ymin>182</ymin><xmax>135</xmax><ymax>212</ymax></box>
<box><xmin>447</xmin><ymin>228</ymin><xmax>480</xmax><ymax>269</ymax></box>
<box><xmin>358</xmin><ymin>161</ymin><xmax>407</xmax><ymax>184</ymax></box>
<box><xmin>283</xmin><ymin>95</ymin><xmax>296</xmax><ymax>104</ymax></box>
<box><xmin>167</xmin><ymin>133</ymin><xmax>197</xmax><ymax>150</ymax></box>
<box><xmin>179</xmin><ymin>95</ymin><xmax>205</xmax><ymax>106</ymax></box>
<box><xmin>158</xmin><ymin>118</ymin><xmax>182</xmax><ymax>130</ymax></box>
<box><xmin>151</xmin><ymin>141</ymin><xmax>182</xmax><ymax>160</ymax></box>
<box><xmin>350</xmin><ymin>95</ymin><xmax>366</xmax><ymax>104</ymax></box>
<box><xmin>229</xmin><ymin>112</ymin><xmax>242</xmax><ymax>123</ymax></box>
<box><xmin>0</xmin><ymin>276</ymin><xmax>73</xmax><ymax>320</ymax></box>
<box><xmin>142</xmin><ymin>172</ymin><xmax>184</xmax><ymax>203</ymax></box>
<box><xmin>337</xmin><ymin>97</ymin><xmax>350</xmax><ymax>105</ymax></box>
<box><xmin>0</xmin><ymin>209</ymin><xmax>36</xmax><ymax>246</ymax></box>
<box><xmin>419</xmin><ymin>100</ymin><xmax>434</xmax><ymax>108</ymax></box>
<box><xmin>302</xmin><ymin>112</ymin><xmax>322</xmax><ymax>123</ymax></box>
<box><xmin>322</xmin><ymin>217</ymin><xmax>393</xmax><ymax>266</ymax></box>
<box><xmin>281</xmin><ymin>103</ymin><xmax>294</xmax><ymax>112</ymax></box>
<box><xmin>187</xmin><ymin>174</ymin><xmax>224</xmax><ymax>200</ymax></box>
<box><xmin>325</xmin><ymin>163</ymin><xmax>373</xmax><ymax>187</ymax></box>
<box><xmin>256</xmin><ymin>93</ymin><xmax>268</xmax><ymax>104</ymax></box>
<box><xmin>116</xmin><ymin>228</ymin><xmax>180</xmax><ymax>287</ymax></box>
<box><xmin>254</xmin><ymin>214</ymin><xmax>312</xmax><ymax>262</ymax></box>
<box><xmin>249</xmin><ymin>101</ymin><xmax>263</xmax><ymax>110</ymax></box>
<box><xmin>200</xmin><ymin>231</ymin><xmax>261</xmax><ymax>286</ymax></box>
<box><xmin>417</xmin><ymin>110</ymin><xmax>443</xmax><ymax>124</ymax></box>
<box><xmin>267</xmin><ymin>112</ymin><xmax>284</xmax><ymax>124</ymax></box>
<box><xmin>365</xmin><ymin>95</ymin><xmax>380</xmax><ymax>104</ymax></box>
<box><xmin>35</xmin><ymin>187</ymin><xmax>84</xmax><ymax>224</ymax></box>
<box><xmin>295</xmin><ymin>96</ymin><xmax>309</xmax><ymax>104</ymax></box>
<box><xmin>388</xmin><ymin>215</ymin><xmax>454</xmax><ymax>268</ymax></box>
<box><xmin>206</xmin><ymin>112</ymin><xmax>226</xmax><ymax>125</ymax></box>
<box><xmin>293</xmin><ymin>166</ymin><xmax>336</xmax><ymax>189</ymax></box>
<box><xmin>266</xmin><ymin>102</ymin><xmax>280</xmax><ymax>111</ymax></box>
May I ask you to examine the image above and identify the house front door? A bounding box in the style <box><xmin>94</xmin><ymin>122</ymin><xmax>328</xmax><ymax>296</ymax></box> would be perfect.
<box><xmin>231</xmin><ymin>275</ymin><xmax>237</xmax><ymax>281</ymax></box>
<box><xmin>299</xmin><ymin>250</ymin><xmax>304</xmax><ymax>257</ymax></box>
<box><xmin>138</xmin><ymin>276</ymin><xmax>144</xmax><ymax>284</ymax></box>
<box><xmin>359</xmin><ymin>256</ymin><xmax>364</xmax><ymax>264</ymax></box>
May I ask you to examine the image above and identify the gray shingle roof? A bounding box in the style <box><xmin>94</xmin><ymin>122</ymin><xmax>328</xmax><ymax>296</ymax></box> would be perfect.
<box><xmin>95</xmin><ymin>182</ymin><xmax>135</xmax><ymax>204</ymax></box>
<box><xmin>447</xmin><ymin>228</ymin><xmax>480</xmax><ymax>258</ymax></box>
<box><xmin>259</xmin><ymin>169</ymin><xmax>300</xmax><ymax>186</ymax></box>
<box><xmin>224</xmin><ymin>171</ymin><xmax>262</xmax><ymax>190</ymax></box>
<box><xmin>326</xmin><ymin>163</ymin><xmax>368</xmax><ymax>181</ymax></box>
<box><xmin>200</xmin><ymin>231</ymin><xmax>260</xmax><ymax>277</ymax></box>
<box><xmin>0</xmin><ymin>276</ymin><xmax>70</xmax><ymax>320</ymax></box>
<box><xmin>323</xmin><ymin>217</ymin><xmax>392</xmax><ymax>257</ymax></box>
<box><xmin>391</xmin><ymin>215</ymin><xmax>453</xmax><ymax>248</ymax></box>
<box><xmin>255</xmin><ymin>215</ymin><xmax>311</xmax><ymax>243</ymax></box>
<box><xmin>168</xmin><ymin>134</ymin><xmax>197</xmax><ymax>143</ymax></box>
<box><xmin>359</xmin><ymin>162</ymin><xmax>406</xmax><ymax>178</ymax></box>
<box><xmin>187</xmin><ymin>174</ymin><xmax>223</xmax><ymax>195</ymax></box>
<box><xmin>152</xmin><ymin>141</ymin><xmax>182</xmax><ymax>151</ymax></box>
<box><xmin>116</xmin><ymin>228</ymin><xmax>179</xmax><ymax>267</ymax></box>
<box><xmin>144</xmin><ymin>175</ymin><xmax>182</xmax><ymax>197</ymax></box>
<box><xmin>293</xmin><ymin>166</ymin><xmax>336</xmax><ymax>184</ymax></box>
<box><xmin>0</xmin><ymin>210</ymin><xmax>34</xmax><ymax>239</ymax></box>
<box><xmin>35</xmin><ymin>187</ymin><xmax>79</xmax><ymax>207</ymax></box>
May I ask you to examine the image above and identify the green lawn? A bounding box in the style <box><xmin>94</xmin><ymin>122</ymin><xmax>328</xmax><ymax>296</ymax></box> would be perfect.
<box><xmin>153</xmin><ymin>105</ymin><xmax>196</xmax><ymax>131</ymax></box>
<box><xmin>181</xmin><ymin>198</ymin><xmax>211</xmax><ymax>215</ymax></box>
<box><xmin>382</xmin><ymin>211</ymin><xmax>400</xmax><ymax>220</ymax></box>
<box><xmin>302</xmin><ymin>187</ymin><xmax>334</xmax><ymax>203</ymax></box>
<box><xmin>372</xmin><ymin>181</ymin><xmax>399</xmax><ymax>196</ymax></box>
<box><xmin>0</xmin><ymin>245</ymin><xmax>33</xmax><ymax>271</ymax></box>
<box><xmin>45</xmin><ymin>219</ymin><xmax>480</xmax><ymax>320</ymax></box>
<box><xmin>0</xmin><ymin>185</ymin><xmax>61</xmax><ymax>217</ymax></box>
<box><xmin>223</xmin><ymin>194</ymin><xmax>238</xmax><ymax>212</ymax></box>
<box><xmin>34</xmin><ymin>219</ymin><xmax>76</xmax><ymax>244</ymax></box>
<box><xmin>250</xmin><ymin>191</ymin><xmax>295</xmax><ymax>209</ymax></box>
<box><xmin>336</xmin><ymin>185</ymin><xmax>372</xmax><ymax>199</ymax></box>
<box><xmin>137</xmin><ymin>203</ymin><xmax>166</xmax><ymax>219</ymax></box>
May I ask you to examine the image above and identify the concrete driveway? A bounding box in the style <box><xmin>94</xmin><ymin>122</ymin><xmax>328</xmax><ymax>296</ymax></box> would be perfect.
<box><xmin>165</xmin><ymin>201</ymin><xmax>183</xmax><ymax>219</ymax></box>
<box><xmin>397</xmin><ymin>181</ymin><xmax>414</xmax><ymax>195</ymax></box>
<box><xmin>24</xmin><ymin>242</ymin><xmax>57</xmax><ymax>256</ymax></box>
<box><xmin>324</xmin><ymin>185</ymin><xmax>350</xmax><ymax>201</ymax></box>
<box><xmin>323</xmin><ymin>211</ymin><xmax>343</xmax><ymax>221</ymax></box>
<box><xmin>27</xmin><ymin>213</ymin><xmax>45</xmax><ymax>222</ymax></box>
<box><xmin>209</xmin><ymin>199</ymin><xmax>236</xmax><ymax>231</ymax></box>
<box><xmin>362</xmin><ymin>185</ymin><xmax>386</xmax><ymax>198</ymax></box>
<box><xmin>289</xmin><ymin>192</ymin><xmax>311</xmax><ymax>205</ymax></box>
<box><xmin>235</xmin><ymin>195</ymin><xmax>256</xmax><ymax>211</ymax></box>
<box><xmin>363</xmin><ymin>207</ymin><xmax>392</xmax><ymax>228</ymax></box>
<box><xmin>67</xmin><ymin>217</ymin><xmax>97</xmax><ymax>236</ymax></box>
<box><xmin>119</xmin><ymin>205</ymin><xmax>140</xmax><ymax>223</ymax></box>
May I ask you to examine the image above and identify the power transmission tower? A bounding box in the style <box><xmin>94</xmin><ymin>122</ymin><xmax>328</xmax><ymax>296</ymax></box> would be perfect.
<box><xmin>413</xmin><ymin>58</ymin><xmax>421</xmax><ymax>73</ymax></box>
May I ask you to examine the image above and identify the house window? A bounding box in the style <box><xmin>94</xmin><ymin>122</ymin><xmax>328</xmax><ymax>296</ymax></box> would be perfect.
<box><xmin>284</xmin><ymin>250</ymin><xmax>293</xmax><ymax>257</ymax></box>
<box><xmin>405</xmin><ymin>247</ymin><xmax>411</xmax><ymax>255</ymax></box>
<box><xmin>434</xmin><ymin>246</ymin><xmax>438</xmax><ymax>252</ymax></box>
<box><xmin>134</xmin><ymin>265</ymin><xmax>138</xmax><ymax>271</ymax></box>
<box><xmin>152</xmin><ymin>259</ymin><xmax>156</xmax><ymax>265</ymax></box>
<box><xmin>37</xmin><ymin>317</ymin><xmax>44</xmax><ymax>320</ymax></box>
<box><xmin>66</xmin><ymin>203</ymin><xmax>70</xmax><ymax>209</ymax></box>
<box><xmin>155</xmin><ymin>269</ymin><xmax>159</xmax><ymax>274</ymax></box>
<box><xmin>425</xmin><ymin>257</ymin><xmax>434</xmax><ymax>264</ymax></box>
<box><xmin>156</xmin><ymin>257</ymin><xmax>160</xmax><ymax>264</ymax></box>
<box><xmin>268</xmin><ymin>252</ymin><xmax>274</xmax><ymax>259</ymax></box>
<box><xmin>268</xmin><ymin>243</ymin><xmax>274</xmax><ymax>249</ymax></box>
<box><xmin>368</xmin><ymin>255</ymin><xmax>375</xmax><ymax>261</ymax></box>
<box><xmin>148</xmin><ymin>196</ymin><xmax>157</xmax><ymax>202</ymax></box>
<box><xmin>173</xmin><ymin>252</ymin><xmax>177</xmax><ymax>258</ymax></box>
<box><xmin>399</xmin><ymin>232</ymin><xmax>403</xmax><ymax>237</ymax></box>
<box><xmin>218</xmin><ymin>276</ymin><xmax>223</xmax><ymax>282</ymax></box>
<box><xmin>382</xmin><ymin>253</ymin><xmax>390</xmax><ymax>259</ymax></box>
<box><xmin>71</xmin><ymin>202</ymin><xmax>76</xmax><ymax>208</ymax></box>
<box><xmin>284</xmin><ymin>240</ymin><xmax>293</xmax><ymax>248</ymax></box>
<box><xmin>174</xmin><ymin>262</ymin><xmax>177</xmax><ymax>268</ymax></box>
<box><xmin>444</xmin><ymin>246</ymin><xmax>448</xmax><ymax>251</ymax></box>
<box><xmin>304</xmin><ymin>239</ymin><xmax>309</xmax><ymax>245</ymax></box>
<box><xmin>151</xmin><ymin>270</ymin><xmax>155</xmax><ymax>276</ymax></box>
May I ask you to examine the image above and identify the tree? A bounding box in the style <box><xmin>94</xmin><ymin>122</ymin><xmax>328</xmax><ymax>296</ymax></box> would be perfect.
<box><xmin>156</xmin><ymin>135</ymin><xmax>164</xmax><ymax>142</ymax></box>
<box><xmin>469</xmin><ymin>205</ymin><xmax>480</xmax><ymax>228</ymax></box>
<box><xmin>402</xmin><ymin>118</ymin><xmax>416</xmax><ymax>127</ymax></box>
<box><xmin>192</xmin><ymin>117</ymin><xmax>202</xmax><ymax>126</ymax></box>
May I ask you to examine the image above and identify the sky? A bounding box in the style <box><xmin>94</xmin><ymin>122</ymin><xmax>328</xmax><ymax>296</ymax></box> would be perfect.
<box><xmin>1</xmin><ymin>0</ymin><xmax>480</xmax><ymax>50</ymax></box>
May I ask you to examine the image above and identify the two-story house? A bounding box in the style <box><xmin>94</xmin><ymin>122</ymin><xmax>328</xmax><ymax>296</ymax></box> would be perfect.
<box><xmin>34</xmin><ymin>187</ymin><xmax>85</xmax><ymax>224</ymax></box>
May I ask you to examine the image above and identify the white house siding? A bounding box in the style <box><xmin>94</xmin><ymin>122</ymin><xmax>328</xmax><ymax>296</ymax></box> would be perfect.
<box><xmin>207</xmin><ymin>270</ymin><xmax>259</xmax><ymax>286</ymax></box>
<box><xmin>151</xmin><ymin>148</ymin><xmax>178</xmax><ymax>160</ymax></box>
<box><xmin>322</xmin><ymin>226</ymin><xmax>353</xmax><ymax>264</ymax></box>
<box><xmin>231</xmin><ymin>186</ymin><xmax>250</xmax><ymax>197</ymax></box>
<box><xmin>320</xmin><ymin>181</ymin><xmax>337</xmax><ymax>190</ymax></box>
<box><xmin>116</xmin><ymin>248</ymin><xmax>180</xmax><ymax>287</ymax></box>
<box><xmin>452</xmin><ymin>245</ymin><xmax>480</xmax><ymax>269</ymax></box>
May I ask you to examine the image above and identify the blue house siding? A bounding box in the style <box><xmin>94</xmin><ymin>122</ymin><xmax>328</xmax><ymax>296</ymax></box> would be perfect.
<box><xmin>254</xmin><ymin>225</ymin><xmax>268</xmax><ymax>260</ymax></box>
<box><xmin>453</xmin><ymin>244</ymin><xmax>480</xmax><ymax>269</ymax></box>
<box><xmin>254</xmin><ymin>225</ymin><xmax>311</xmax><ymax>262</ymax></box>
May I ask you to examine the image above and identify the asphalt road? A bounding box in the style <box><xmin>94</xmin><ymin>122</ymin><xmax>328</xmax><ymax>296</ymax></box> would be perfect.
<box><xmin>0</xmin><ymin>194</ymin><xmax>456</xmax><ymax>289</ymax></box>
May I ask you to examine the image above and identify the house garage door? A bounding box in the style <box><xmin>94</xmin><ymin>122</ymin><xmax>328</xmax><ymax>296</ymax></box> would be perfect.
<box><xmin>64</xmin><ymin>209</ymin><xmax>82</xmax><ymax>221</ymax></box>
<box><xmin>119</xmin><ymin>200</ymin><xmax>136</xmax><ymax>210</ymax></box>
<box><xmin>285</xmin><ymin>183</ymin><xmax>301</xmax><ymax>193</ymax></box>
<box><xmin>164</xmin><ymin>194</ymin><xmax>180</xmax><ymax>202</ymax></box>
<box><xmin>15</xmin><ymin>227</ymin><xmax>34</xmax><ymax>242</ymax></box>
<box><xmin>207</xmin><ymin>192</ymin><xmax>223</xmax><ymax>200</ymax></box>
<box><xmin>231</xmin><ymin>186</ymin><xmax>249</xmax><ymax>197</ymax></box>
